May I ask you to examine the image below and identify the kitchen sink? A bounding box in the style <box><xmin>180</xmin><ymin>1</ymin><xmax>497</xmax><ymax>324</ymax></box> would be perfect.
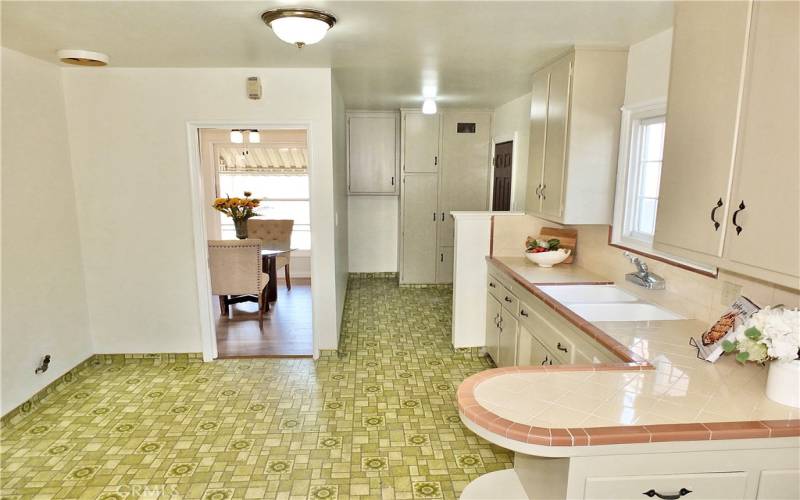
<box><xmin>538</xmin><ymin>285</ymin><xmax>638</xmax><ymax>304</ymax></box>
<box><xmin>566</xmin><ymin>302</ymin><xmax>684</xmax><ymax>322</ymax></box>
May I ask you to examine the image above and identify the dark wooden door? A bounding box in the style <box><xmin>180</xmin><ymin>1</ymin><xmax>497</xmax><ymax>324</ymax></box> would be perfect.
<box><xmin>492</xmin><ymin>141</ymin><xmax>513</xmax><ymax>211</ymax></box>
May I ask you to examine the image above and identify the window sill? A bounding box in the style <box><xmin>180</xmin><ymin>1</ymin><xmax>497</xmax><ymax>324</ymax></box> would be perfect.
<box><xmin>607</xmin><ymin>228</ymin><xmax>718</xmax><ymax>279</ymax></box>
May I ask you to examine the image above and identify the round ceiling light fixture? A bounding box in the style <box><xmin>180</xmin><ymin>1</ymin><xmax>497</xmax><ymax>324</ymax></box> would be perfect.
<box><xmin>261</xmin><ymin>8</ymin><xmax>337</xmax><ymax>48</ymax></box>
<box><xmin>57</xmin><ymin>49</ymin><xmax>109</xmax><ymax>66</ymax></box>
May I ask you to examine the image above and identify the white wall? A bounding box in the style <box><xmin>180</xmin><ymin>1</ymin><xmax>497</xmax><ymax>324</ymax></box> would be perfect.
<box><xmin>61</xmin><ymin>67</ymin><xmax>343</xmax><ymax>353</ymax></box>
<box><xmin>331</xmin><ymin>78</ymin><xmax>349</xmax><ymax>343</ymax></box>
<box><xmin>347</xmin><ymin>196</ymin><xmax>399</xmax><ymax>273</ymax></box>
<box><xmin>492</xmin><ymin>93</ymin><xmax>532</xmax><ymax>212</ymax></box>
<box><xmin>624</xmin><ymin>28</ymin><xmax>674</xmax><ymax>105</ymax></box>
<box><xmin>1</xmin><ymin>48</ymin><xmax>93</xmax><ymax>414</ymax></box>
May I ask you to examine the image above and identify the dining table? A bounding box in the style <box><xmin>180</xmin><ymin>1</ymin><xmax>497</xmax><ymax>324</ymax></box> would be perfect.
<box><xmin>261</xmin><ymin>249</ymin><xmax>294</xmax><ymax>302</ymax></box>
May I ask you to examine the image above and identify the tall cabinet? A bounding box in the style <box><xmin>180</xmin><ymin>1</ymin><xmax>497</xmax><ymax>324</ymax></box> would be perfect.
<box><xmin>525</xmin><ymin>47</ymin><xmax>628</xmax><ymax>224</ymax></box>
<box><xmin>400</xmin><ymin>110</ymin><xmax>492</xmax><ymax>284</ymax></box>
<box><xmin>654</xmin><ymin>0</ymin><xmax>799</xmax><ymax>289</ymax></box>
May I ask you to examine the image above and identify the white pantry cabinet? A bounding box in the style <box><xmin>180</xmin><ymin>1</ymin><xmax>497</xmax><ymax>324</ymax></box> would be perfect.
<box><xmin>346</xmin><ymin>111</ymin><xmax>399</xmax><ymax>195</ymax></box>
<box><xmin>400</xmin><ymin>109</ymin><xmax>492</xmax><ymax>284</ymax></box>
<box><xmin>654</xmin><ymin>0</ymin><xmax>799</xmax><ymax>289</ymax></box>
<box><xmin>525</xmin><ymin>47</ymin><xmax>628</xmax><ymax>224</ymax></box>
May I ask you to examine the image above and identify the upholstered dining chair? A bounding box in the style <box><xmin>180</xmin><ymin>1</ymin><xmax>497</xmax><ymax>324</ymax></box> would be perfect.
<box><xmin>247</xmin><ymin>219</ymin><xmax>294</xmax><ymax>290</ymax></box>
<box><xmin>207</xmin><ymin>239</ymin><xmax>269</xmax><ymax>330</ymax></box>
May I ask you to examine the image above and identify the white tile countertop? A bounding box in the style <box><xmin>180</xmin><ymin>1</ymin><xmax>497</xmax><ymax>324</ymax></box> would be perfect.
<box><xmin>458</xmin><ymin>257</ymin><xmax>800</xmax><ymax>453</ymax></box>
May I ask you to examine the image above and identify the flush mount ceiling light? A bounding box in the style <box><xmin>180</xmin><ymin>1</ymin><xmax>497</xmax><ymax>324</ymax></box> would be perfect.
<box><xmin>422</xmin><ymin>99</ymin><xmax>437</xmax><ymax>115</ymax></box>
<box><xmin>57</xmin><ymin>49</ymin><xmax>109</xmax><ymax>66</ymax></box>
<box><xmin>248</xmin><ymin>130</ymin><xmax>261</xmax><ymax>143</ymax></box>
<box><xmin>261</xmin><ymin>8</ymin><xmax>337</xmax><ymax>48</ymax></box>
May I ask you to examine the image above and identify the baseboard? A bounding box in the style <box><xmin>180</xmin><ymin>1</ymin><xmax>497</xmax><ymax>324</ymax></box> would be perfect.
<box><xmin>398</xmin><ymin>283</ymin><xmax>453</xmax><ymax>289</ymax></box>
<box><xmin>1</xmin><ymin>352</ymin><xmax>202</xmax><ymax>428</ymax></box>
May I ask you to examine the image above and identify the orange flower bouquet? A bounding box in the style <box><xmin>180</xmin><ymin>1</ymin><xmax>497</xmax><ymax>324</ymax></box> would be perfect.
<box><xmin>212</xmin><ymin>191</ymin><xmax>260</xmax><ymax>239</ymax></box>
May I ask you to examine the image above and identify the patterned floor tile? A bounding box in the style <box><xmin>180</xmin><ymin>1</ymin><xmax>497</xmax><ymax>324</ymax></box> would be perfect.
<box><xmin>0</xmin><ymin>277</ymin><xmax>511</xmax><ymax>498</ymax></box>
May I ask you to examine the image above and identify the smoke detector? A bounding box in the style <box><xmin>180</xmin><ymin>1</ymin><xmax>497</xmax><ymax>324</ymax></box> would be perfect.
<box><xmin>57</xmin><ymin>49</ymin><xmax>109</xmax><ymax>66</ymax></box>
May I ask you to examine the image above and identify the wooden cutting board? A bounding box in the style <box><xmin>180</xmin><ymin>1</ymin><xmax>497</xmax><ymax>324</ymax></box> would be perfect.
<box><xmin>536</xmin><ymin>227</ymin><xmax>577</xmax><ymax>264</ymax></box>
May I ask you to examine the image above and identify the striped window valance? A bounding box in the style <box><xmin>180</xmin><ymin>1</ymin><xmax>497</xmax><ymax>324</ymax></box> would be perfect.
<box><xmin>216</xmin><ymin>144</ymin><xmax>308</xmax><ymax>175</ymax></box>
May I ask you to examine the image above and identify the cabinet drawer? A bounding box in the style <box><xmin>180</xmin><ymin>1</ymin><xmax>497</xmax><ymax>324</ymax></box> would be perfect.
<box><xmin>585</xmin><ymin>471</ymin><xmax>747</xmax><ymax>500</ymax></box>
<box><xmin>487</xmin><ymin>274</ymin><xmax>506</xmax><ymax>302</ymax></box>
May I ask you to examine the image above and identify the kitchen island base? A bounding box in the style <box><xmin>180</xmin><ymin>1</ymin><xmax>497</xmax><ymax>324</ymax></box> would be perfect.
<box><xmin>460</xmin><ymin>439</ymin><xmax>799</xmax><ymax>499</ymax></box>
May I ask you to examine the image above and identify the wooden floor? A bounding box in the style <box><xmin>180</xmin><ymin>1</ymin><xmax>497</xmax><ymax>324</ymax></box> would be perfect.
<box><xmin>215</xmin><ymin>278</ymin><xmax>313</xmax><ymax>358</ymax></box>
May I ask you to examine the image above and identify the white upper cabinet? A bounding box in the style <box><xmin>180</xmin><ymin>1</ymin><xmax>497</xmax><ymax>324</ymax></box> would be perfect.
<box><xmin>722</xmin><ymin>0</ymin><xmax>799</xmax><ymax>285</ymax></box>
<box><xmin>653</xmin><ymin>1</ymin><xmax>750</xmax><ymax>258</ymax></box>
<box><xmin>403</xmin><ymin>113</ymin><xmax>440</xmax><ymax>173</ymax></box>
<box><xmin>654</xmin><ymin>0</ymin><xmax>799</xmax><ymax>289</ymax></box>
<box><xmin>525</xmin><ymin>48</ymin><xmax>628</xmax><ymax>224</ymax></box>
<box><xmin>347</xmin><ymin>111</ymin><xmax>399</xmax><ymax>195</ymax></box>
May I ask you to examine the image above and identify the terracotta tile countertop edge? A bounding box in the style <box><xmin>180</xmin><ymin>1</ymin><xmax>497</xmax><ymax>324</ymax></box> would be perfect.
<box><xmin>487</xmin><ymin>256</ymin><xmax>650</xmax><ymax>366</ymax></box>
<box><xmin>457</xmin><ymin>366</ymin><xmax>800</xmax><ymax>447</ymax></box>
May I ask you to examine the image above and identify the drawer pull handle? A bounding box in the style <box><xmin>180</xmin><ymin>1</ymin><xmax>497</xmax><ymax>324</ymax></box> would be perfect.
<box><xmin>541</xmin><ymin>356</ymin><xmax>548</xmax><ymax>366</ymax></box>
<box><xmin>489</xmin><ymin>282</ymin><xmax>496</xmax><ymax>288</ymax></box>
<box><xmin>520</xmin><ymin>309</ymin><xmax>529</xmax><ymax>317</ymax></box>
<box><xmin>642</xmin><ymin>488</ymin><xmax>692</xmax><ymax>500</ymax></box>
<box><xmin>504</xmin><ymin>296</ymin><xmax>513</xmax><ymax>303</ymax></box>
<box><xmin>556</xmin><ymin>342</ymin><xmax>568</xmax><ymax>353</ymax></box>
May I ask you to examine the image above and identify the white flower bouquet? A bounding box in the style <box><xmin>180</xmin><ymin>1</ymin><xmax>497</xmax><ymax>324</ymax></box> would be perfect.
<box><xmin>722</xmin><ymin>307</ymin><xmax>800</xmax><ymax>364</ymax></box>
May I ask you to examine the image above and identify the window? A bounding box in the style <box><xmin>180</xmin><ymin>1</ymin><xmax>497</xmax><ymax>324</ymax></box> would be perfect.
<box><xmin>624</xmin><ymin>115</ymin><xmax>665</xmax><ymax>243</ymax></box>
<box><xmin>612</xmin><ymin>100</ymin><xmax>715</xmax><ymax>274</ymax></box>
<box><xmin>218</xmin><ymin>174</ymin><xmax>311</xmax><ymax>249</ymax></box>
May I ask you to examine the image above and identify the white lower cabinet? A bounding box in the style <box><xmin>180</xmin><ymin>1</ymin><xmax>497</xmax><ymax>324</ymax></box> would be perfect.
<box><xmin>485</xmin><ymin>293</ymin><xmax>501</xmax><ymax>363</ymax></box>
<box><xmin>756</xmin><ymin>470</ymin><xmax>800</xmax><ymax>500</ymax></box>
<box><xmin>487</xmin><ymin>265</ymin><xmax>618</xmax><ymax>368</ymax></box>
<box><xmin>584</xmin><ymin>472</ymin><xmax>747</xmax><ymax>500</ymax></box>
<box><xmin>498</xmin><ymin>308</ymin><xmax>519</xmax><ymax>368</ymax></box>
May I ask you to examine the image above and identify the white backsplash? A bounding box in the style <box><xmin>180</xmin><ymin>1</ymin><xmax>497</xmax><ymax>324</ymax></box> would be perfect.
<box><xmin>492</xmin><ymin>215</ymin><xmax>800</xmax><ymax>325</ymax></box>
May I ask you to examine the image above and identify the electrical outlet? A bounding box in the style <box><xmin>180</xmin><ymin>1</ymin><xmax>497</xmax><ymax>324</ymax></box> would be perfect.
<box><xmin>721</xmin><ymin>281</ymin><xmax>742</xmax><ymax>305</ymax></box>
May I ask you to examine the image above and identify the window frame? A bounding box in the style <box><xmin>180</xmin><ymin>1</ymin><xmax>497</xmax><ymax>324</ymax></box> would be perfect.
<box><xmin>216</xmin><ymin>170</ymin><xmax>311</xmax><ymax>253</ymax></box>
<box><xmin>611</xmin><ymin>99</ymin><xmax>717</xmax><ymax>276</ymax></box>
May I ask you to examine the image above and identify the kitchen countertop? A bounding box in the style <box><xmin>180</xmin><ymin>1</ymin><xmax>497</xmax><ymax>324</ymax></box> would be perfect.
<box><xmin>458</xmin><ymin>256</ymin><xmax>800</xmax><ymax>452</ymax></box>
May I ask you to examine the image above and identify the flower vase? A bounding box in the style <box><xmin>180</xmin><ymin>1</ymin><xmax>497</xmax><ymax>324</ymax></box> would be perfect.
<box><xmin>766</xmin><ymin>360</ymin><xmax>800</xmax><ymax>408</ymax></box>
<box><xmin>233</xmin><ymin>218</ymin><xmax>248</xmax><ymax>240</ymax></box>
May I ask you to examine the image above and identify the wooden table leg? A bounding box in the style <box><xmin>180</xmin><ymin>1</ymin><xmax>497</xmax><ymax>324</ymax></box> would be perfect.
<box><xmin>265</xmin><ymin>255</ymin><xmax>278</xmax><ymax>302</ymax></box>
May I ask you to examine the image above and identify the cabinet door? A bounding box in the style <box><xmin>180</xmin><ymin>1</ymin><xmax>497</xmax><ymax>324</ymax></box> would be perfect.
<box><xmin>498</xmin><ymin>308</ymin><xmax>518</xmax><ymax>368</ymax></box>
<box><xmin>348</xmin><ymin>114</ymin><xmax>398</xmax><ymax>194</ymax></box>
<box><xmin>435</xmin><ymin>246</ymin><xmax>454</xmax><ymax>284</ymax></box>
<box><xmin>653</xmin><ymin>1</ymin><xmax>750</xmax><ymax>259</ymax></box>
<box><xmin>403</xmin><ymin>113</ymin><xmax>440</xmax><ymax>173</ymax></box>
<box><xmin>486</xmin><ymin>293</ymin><xmax>502</xmax><ymax>363</ymax></box>
<box><xmin>438</xmin><ymin>111</ymin><xmax>492</xmax><ymax>247</ymax></box>
<box><xmin>757</xmin><ymin>470</ymin><xmax>800</xmax><ymax>500</ymax></box>
<box><xmin>517</xmin><ymin>325</ymin><xmax>551</xmax><ymax>367</ymax></box>
<box><xmin>526</xmin><ymin>69</ymin><xmax>550</xmax><ymax>214</ymax></box>
<box><xmin>541</xmin><ymin>55</ymin><xmax>572</xmax><ymax>218</ymax></box>
<box><xmin>401</xmin><ymin>174</ymin><xmax>438</xmax><ymax>283</ymax></box>
<box><xmin>722</xmin><ymin>0</ymin><xmax>799</xmax><ymax>284</ymax></box>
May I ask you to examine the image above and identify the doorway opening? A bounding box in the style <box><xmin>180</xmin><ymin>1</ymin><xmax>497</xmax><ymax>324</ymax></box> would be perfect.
<box><xmin>199</xmin><ymin>127</ymin><xmax>313</xmax><ymax>357</ymax></box>
<box><xmin>492</xmin><ymin>140</ymin><xmax>513</xmax><ymax>211</ymax></box>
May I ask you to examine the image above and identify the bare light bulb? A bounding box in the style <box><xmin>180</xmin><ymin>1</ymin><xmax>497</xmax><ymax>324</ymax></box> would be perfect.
<box><xmin>230</xmin><ymin>130</ymin><xmax>244</xmax><ymax>144</ymax></box>
<box><xmin>422</xmin><ymin>99</ymin><xmax>437</xmax><ymax>115</ymax></box>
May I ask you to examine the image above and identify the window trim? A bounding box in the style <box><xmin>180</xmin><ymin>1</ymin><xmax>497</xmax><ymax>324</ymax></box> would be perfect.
<box><xmin>611</xmin><ymin>99</ymin><xmax>718</xmax><ymax>277</ymax></box>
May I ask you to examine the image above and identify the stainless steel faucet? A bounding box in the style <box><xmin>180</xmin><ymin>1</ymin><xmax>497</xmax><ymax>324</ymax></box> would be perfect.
<box><xmin>623</xmin><ymin>252</ymin><xmax>665</xmax><ymax>290</ymax></box>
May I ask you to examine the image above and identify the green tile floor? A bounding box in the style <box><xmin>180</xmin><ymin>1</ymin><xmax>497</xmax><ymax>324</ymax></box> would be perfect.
<box><xmin>0</xmin><ymin>277</ymin><xmax>512</xmax><ymax>499</ymax></box>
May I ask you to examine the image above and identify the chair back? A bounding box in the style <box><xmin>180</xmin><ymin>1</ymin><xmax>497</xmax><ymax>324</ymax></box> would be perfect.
<box><xmin>207</xmin><ymin>239</ymin><xmax>265</xmax><ymax>295</ymax></box>
<box><xmin>247</xmin><ymin>219</ymin><xmax>294</xmax><ymax>251</ymax></box>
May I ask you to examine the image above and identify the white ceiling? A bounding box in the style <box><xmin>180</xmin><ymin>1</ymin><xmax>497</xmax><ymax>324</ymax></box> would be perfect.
<box><xmin>1</xmin><ymin>1</ymin><xmax>673</xmax><ymax>109</ymax></box>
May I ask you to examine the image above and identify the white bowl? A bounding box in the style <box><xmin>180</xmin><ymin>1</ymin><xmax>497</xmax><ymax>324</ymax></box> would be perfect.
<box><xmin>524</xmin><ymin>248</ymin><xmax>571</xmax><ymax>267</ymax></box>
